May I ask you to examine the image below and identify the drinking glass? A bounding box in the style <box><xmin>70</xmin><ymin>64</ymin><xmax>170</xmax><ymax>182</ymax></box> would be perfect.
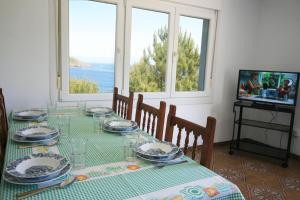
<box><xmin>56</xmin><ymin>114</ymin><xmax>71</xmax><ymax>138</ymax></box>
<box><xmin>93</xmin><ymin>113</ymin><xmax>111</xmax><ymax>133</ymax></box>
<box><xmin>47</xmin><ymin>101</ymin><xmax>57</xmax><ymax>115</ymax></box>
<box><xmin>135</xmin><ymin>131</ymin><xmax>149</xmax><ymax>146</ymax></box>
<box><xmin>93</xmin><ymin>113</ymin><xmax>104</xmax><ymax>133</ymax></box>
<box><xmin>70</xmin><ymin>138</ymin><xmax>87</xmax><ymax>169</ymax></box>
<box><xmin>77</xmin><ymin>101</ymin><xmax>86</xmax><ymax>115</ymax></box>
<box><xmin>123</xmin><ymin>135</ymin><xmax>137</xmax><ymax>162</ymax></box>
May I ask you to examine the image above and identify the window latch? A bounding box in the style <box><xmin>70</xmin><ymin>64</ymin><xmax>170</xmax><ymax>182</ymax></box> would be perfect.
<box><xmin>57</xmin><ymin>76</ymin><xmax>61</xmax><ymax>90</ymax></box>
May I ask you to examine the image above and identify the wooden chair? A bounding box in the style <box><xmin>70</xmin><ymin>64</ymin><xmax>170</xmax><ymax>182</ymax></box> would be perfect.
<box><xmin>112</xmin><ymin>87</ymin><xmax>134</xmax><ymax>120</ymax></box>
<box><xmin>165</xmin><ymin>104</ymin><xmax>216</xmax><ymax>169</ymax></box>
<box><xmin>135</xmin><ymin>94</ymin><xmax>166</xmax><ymax>141</ymax></box>
<box><xmin>0</xmin><ymin>88</ymin><xmax>8</xmax><ymax>174</ymax></box>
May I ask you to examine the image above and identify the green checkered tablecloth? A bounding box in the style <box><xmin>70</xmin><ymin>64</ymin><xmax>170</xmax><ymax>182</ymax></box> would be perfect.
<box><xmin>0</xmin><ymin>111</ymin><xmax>245</xmax><ymax>200</ymax></box>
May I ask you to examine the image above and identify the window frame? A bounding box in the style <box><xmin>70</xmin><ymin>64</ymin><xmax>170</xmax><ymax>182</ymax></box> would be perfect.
<box><xmin>170</xmin><ymin>5</ymin><xmax>217</xmax><ymax>98</ymax></box>
<box><xmin>60</xmin><ymin>0</ymin><xmax>125</xmax><ymax>101</ymax></box>
<box><xmin>123</xmin><ymin>0</ymin><xmax>175</xmax><ymax>99</ymax></box>
<box><xmin>59</xmin><ymin>0</ymin><xmax>217</xmax><ymax>102</ymax></box>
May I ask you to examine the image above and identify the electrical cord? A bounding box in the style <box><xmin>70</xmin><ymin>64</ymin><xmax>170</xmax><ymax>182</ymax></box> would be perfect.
<box><xmin>280</xmin><ymin>132</ymin><xmax>284</xmax><ymax>149</ymax></box>
<box><xmin>262</xmin><ymin>111</ymin><xmax>286</xmax><ymax>149</ymax></box>
<box><xmin>264</xmin><ymin>111</ymin><xmax>278</xmax><ymax>144</ymax></box>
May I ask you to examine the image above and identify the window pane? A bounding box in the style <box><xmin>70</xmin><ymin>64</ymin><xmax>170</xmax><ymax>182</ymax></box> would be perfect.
<box><xmin>176</xmin><ymin>16</ymin><xmax>209</xmax><ymax>92</ymax></box>
<box><xmin>129</xmin><ymin>8</ymin><xmax>169</xmax><ymax>92</ymax></box>
<box><xmin>69</xmin><ymin>1</ymin><xmax>116</xmax><ymax>94</ymax></box>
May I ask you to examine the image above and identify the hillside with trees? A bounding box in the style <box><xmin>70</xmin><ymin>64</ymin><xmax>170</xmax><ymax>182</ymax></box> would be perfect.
<box><xmin>69</xmin><ymin>57</ymin><xmax>91</xmax><ymax>68</ymax></box>
<box><xmin>69</xmin><ymin>57</ymin><xmax>99</xmax><ymax>93</ymax></box>
<box><xmin>69</xmin><ymin>79</ymin><xmax>99</xmax><ymax>94</ymax></box>
<box><xmin>129</xmin><ymin>27</ymin><xmax>201</xmax><ymax>92</ymax></box>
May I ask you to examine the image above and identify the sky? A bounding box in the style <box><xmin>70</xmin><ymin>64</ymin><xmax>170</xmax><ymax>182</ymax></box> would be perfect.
<box><xmin>69</xmin><ymin>0</ymin><xmax>203</xmax><ymax>64</ymax></box>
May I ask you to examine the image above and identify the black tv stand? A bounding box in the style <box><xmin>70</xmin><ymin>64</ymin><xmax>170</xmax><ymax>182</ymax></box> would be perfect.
<box><xmin>253</xmin><ymin>101</ymin><xmax>275</xmax><ymax>106</ymax></box>
<box><xmin>229</xmin><ymin>100</ymin><xmax>296</xmax><ymax>168</ymax></box>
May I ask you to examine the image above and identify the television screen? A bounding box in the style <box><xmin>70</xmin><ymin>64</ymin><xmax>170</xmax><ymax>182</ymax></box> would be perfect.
<box><xmin>237</xmin><ymin>70</ymin><xmax>299</xmax><ymax>106</ymax></box>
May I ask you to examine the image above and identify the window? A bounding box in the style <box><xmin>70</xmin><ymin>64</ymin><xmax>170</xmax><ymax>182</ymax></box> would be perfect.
<box><xmin>175</xmin><ymin>16</ymin><xmax>209</xmax><ymax>92</ymax></box>
<box><xmin>171</xmin><ymin>6</ymin><xmax>216</xmax><ymax>98</ymax></box>
<box><xmin>60</xmin><ymin>0</ymin><xmax>216</xmax><ymax>101</ymax></box>
<box><xmin>129</xmin><ymin>8</ymin><xmax>169</xmax><ymax>93</ymax></box>
<box><xmin>60</xmin><ymin>0</ymin><xmax>124</xmax><ymax>101</ymax></box>
<box><xmin>69</xmin><ymin>1</ymin><xmax>116</xmax><ymax>94</ymax></box>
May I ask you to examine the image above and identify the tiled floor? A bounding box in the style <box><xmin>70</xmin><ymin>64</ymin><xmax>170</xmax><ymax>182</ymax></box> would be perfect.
<box><xmin>209</xmin><ymin>145</ymin><xmax>300</xmax><ymax>200</ymax></box>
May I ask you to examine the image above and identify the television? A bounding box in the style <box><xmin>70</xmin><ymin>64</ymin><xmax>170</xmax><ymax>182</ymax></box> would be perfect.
<box><xmin>237</xmin><ymin>70</ymin><xmax>300</xmax><ymax>106</ymax></box>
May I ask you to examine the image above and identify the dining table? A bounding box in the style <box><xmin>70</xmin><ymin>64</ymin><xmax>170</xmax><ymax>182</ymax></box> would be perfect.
<box><xmin>0</xmin><ymin>108</ymin><xmax>245</xmax><ymax>200</ymax></box>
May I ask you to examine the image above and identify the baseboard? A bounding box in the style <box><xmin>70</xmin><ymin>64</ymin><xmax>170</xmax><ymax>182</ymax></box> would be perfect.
<box><xmin>185</xmin><ymin>141</ymin><xmax>231</xmax><ymax>152</ymax></box>
<box><xmin>213</xmin><ymin>141</ymin><xmax>231</xmax><ymax>146</ymax></box>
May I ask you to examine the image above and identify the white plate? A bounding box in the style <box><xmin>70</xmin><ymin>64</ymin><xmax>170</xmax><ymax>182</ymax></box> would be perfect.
<box><xmin>15</xmin><ymin>126</ymin><xmax>58</xmax><ymax>140</ymax></box>
<box><xmin>108</xmin><ymin>120</ymin><xmax>133</xmax><ymax>128</ymax></box>
<box><xmin>13</xmin><ymin>116</ymin><xmax>47</xmax><ymax>122</ymax></box>
<box><xmin>104</xmin><ymin>120</ymin><xmax>138</xmax><ymax>131</ymax></box>
<box><xmin>12</xmin><ymin>132</ymin><xmax>59</xmax><ymax>143</ymax></box>
<box><xmin>4</xmin><ymin>164</ymin><xmax>71</xmax><ymax>185</ymax></box>
<box><xmin>137</xmin><ymin>149</ymin><xmax>184</xmax><ymax>163</ymax></box>
<box><xmin>86</xmin><ymin>107</ymin><xmax>114</xmax><ymax>116</ymax></box>
<box><xmin>102</xmin><ymin>127</ymin><xmax>138</xmax><ymax>135</ymax></box>
<box><xmin>136</xmin><ymin>142</ymin><xmax>179</xmax><ymax>158</ymax></box>
<box><xmin>6</xmin><ymin>153</ymin><xmax>68</xmax><ymax>179</ymax></box>
<box><xmin>13</xmin><ymin>110</ymin><xmax>47</xmax><ymax>119</ymax></box>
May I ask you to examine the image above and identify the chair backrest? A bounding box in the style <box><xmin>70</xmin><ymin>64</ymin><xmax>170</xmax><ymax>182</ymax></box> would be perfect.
<box><xmin>0</xmin><ymin>88</ymin><xmax>8</xmax><ymax>174</ymax></box>
<box><xmin>135</xmin><ymin>94</ymin><xmax>166</xmax><ymax>141</ymax></box>
<box><xmin>165</xmin><ymin>105</ymin><xmax>216</xmax><ymax>169</ymax></box>
<box><xmin>112</xmin><ymin>87</ymin><xmax>134</xmax><ymax>120</ymax></box>
<box><xmin>0</xmin><ymin>89</ymin><xmax>8</xmax><ymax>133</ymax></box>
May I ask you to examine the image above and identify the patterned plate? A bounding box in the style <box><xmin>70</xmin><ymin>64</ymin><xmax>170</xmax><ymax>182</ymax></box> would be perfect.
<box><xmin>137</xmin><ymin>149</ymin><xmax>184</xmax><ymax>163</ymax></box>
<box><xmin>6</xmin><ymin>153</ymin><xmax>68</xmax><ymax>179</ymax></box>
<box><xmin>102</xmin><ymin>127</ymin><xmax>139</xmax><ymax>135</ymax></box>
<box><xmin>13</xmin><ymin>116</ymin><xmax>48</xmax><ymax>122</ymax></box>
<box><xmin>12</xmin><ymin>131</ymin><xmax>59</xmax><ymax>143</ymax></box>
<box><xmin>86</xmin><ymin>107</ymin><xmax>114</xmax><ymax>116</ymax></box>
<box><xmin>103</xmin><ymin>120</ymin><xmax>138</xmax><ymax>132</ymax></box>
<box><xmin>3</xmin><ymin>164</ymin><xmax>71</xmax><ymax>185</ymax></box>
<box><xmin>15</xmin><ymin>126</ymin><xmax>58</xmax><ymax>140</ymax></box>
<box><xmin>13</xmin><ymin>109</ymin><xmax>47</xmax><ymax>120</ymax></box>
<box><xmin>136</xmin><ymin>142</ymin><xmax>179</xmax><ymax>159</ymax></box>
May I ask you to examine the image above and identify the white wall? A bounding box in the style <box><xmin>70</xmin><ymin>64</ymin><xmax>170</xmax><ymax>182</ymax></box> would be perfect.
<box><xmin>245</xmin><ymin>0</ymin><xmax>300</xmax><ymax>155</ymax></box>
<box><xmin>0</xmin><ymin>0</ymin><xmax>51</xmax><ymax>111</ymax></box>
<box><xmin>255</xmin><ymin>0</ymin><xmax>300</xmax><ymax>67</ymax></box>
<box><xmin>211</xmin><ymin>0</ymin><xmax>260</xmax><ymax>142</ymax></box>
<box><xmin>0</xmin><ymin>0</ymin><xmax>261</xmax><ymax>146</ymax></box>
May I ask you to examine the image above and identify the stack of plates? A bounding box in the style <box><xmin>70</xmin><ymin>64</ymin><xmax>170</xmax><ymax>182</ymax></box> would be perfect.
<box><xmin>13</xmin><ymin>109</ymin><xmax>47</xmax><ymax>121</ymax></box>
<box><xmin>3</xmin><ymin>153</ymin><xmax>71</xmax><ymax>185</ymax></box>
<box><xmin>85</xmin><ymin>107</ymin><xmax>114</xmax><ymax>116</ymax></box>
<box><xmin>136</xmin><ymin>142</ymin><xmax>183</xmax><ymax>163</ymax></box>
<box><xmin>12</xmin><ymin>126</ymin><xmax>59</xmax><ymax>144</ymax></box>
<box><xmin>103</xmin><ymin>120</ymin><xmax>138</xmax><ymax>134</ymax></box>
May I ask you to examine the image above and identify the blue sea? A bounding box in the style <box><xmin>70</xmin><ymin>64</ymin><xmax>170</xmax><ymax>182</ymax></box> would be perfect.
<box><xmin>70</xmin><ymin>63</ymin><xmax>114</xmax><ymax>92</ymax></box>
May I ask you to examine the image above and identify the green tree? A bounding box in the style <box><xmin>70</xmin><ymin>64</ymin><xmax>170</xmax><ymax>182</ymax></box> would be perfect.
<box><xmin>129</xmin><ymin>27</ymin><xmax>200</xmax><ymax>92</ymax></box>
<box><xmin>176</xmin><ymin>31</ymin><xmax>200</xmax><ymax>91</ymax></box>
<box><xmin>69</xmin><ymin>79</ymin><xmax>99</xmax><ymax>94</ymax></box>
